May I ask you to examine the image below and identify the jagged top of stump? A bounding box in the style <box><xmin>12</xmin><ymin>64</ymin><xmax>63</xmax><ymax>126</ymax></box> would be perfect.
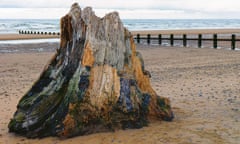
<box><xmin>61</xmin><ymin>3</ymin><xmax>130</xmax><ymax>71</ymax></box>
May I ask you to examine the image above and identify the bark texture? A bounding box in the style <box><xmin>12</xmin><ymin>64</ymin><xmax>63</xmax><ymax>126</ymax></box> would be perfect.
<box><xmin>8</xmin><ymin>3</ymin><xmax>174</xmax><ymax>138</ymax></box>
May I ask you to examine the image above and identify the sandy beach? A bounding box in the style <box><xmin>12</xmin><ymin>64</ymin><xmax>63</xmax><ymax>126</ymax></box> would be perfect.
<box><xmin>0</xmin><ymin>29</ymin><xmax>240</xmax><ymax>144</ymax></box>
<box><xmin>0</xmin><ymin>34</ymin><xmax>59</xmax><ymax>41</ymax></box>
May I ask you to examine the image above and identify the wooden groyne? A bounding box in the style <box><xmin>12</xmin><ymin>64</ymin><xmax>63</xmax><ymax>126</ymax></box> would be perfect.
<box><xmin>18</xmin><ymin>30</ymin><xmax>60</xmax><ymax>36</ymax></box>
<box><xmin>134</xmin><ymin>33</ymin><xmax>240</xmax><ymax>50</ymax></box>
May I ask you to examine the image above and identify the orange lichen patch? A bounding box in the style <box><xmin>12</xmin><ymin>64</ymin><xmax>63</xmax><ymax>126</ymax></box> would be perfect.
<box><xmin>68</xmin><ymin>103</ymin><xmax>76</xmax><ymax>111</ymax></box>
<box><xmin>133</xmin><ymin>57</ymin><xmax>155</xmax><ymax>95</ymax></box>
<box><xmin>131</xmin><ymin>38</ymin><xmax>137</xmax><ymax>53</ymax></box>
<box><xmin>130</xmin><ymin>37</ymin><xmax>155</xmax><ymax>96</ymax></box>
<box><xmin>87</xmin><ymin>65</ymin><xmax>120</xmax><ymax>109</ymax></box>
<box><xmin>61</xmin><ymin>113</ymin><xmax>76</xmax><ymax>137</ymax></box>
<box><xmin>59</xmin><ymin>103</ymin><xmax>77</xmax><ymax>137</ymax></box>
<box><xmin>82</xmin><ymin>41</ymin><xmax>95</xmax><ymax>67</ymax></box>
<box><xmin>112</xmin><ymin>67</ymin><xmax>120</xmax><ymax>101</ymax></box>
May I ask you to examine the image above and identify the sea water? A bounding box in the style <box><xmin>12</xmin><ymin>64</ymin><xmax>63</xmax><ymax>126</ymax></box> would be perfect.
<box><xmin>1</xmin><ymin>19</ymin><xmax>240</xmax><ymax>50</ymax></box>
<box><xmin>1</xmin><ymin>19</ymin><xmax>240</xmax><ymax>52</ymax></box>
<box><xmin>0</xmin><ymin>19</ymin><xmax>59</xmax><ymax>34</ymax></box>
<box><xmin>1</xmin><ymin>19</ymin><xmax>240</xmax><ymax>34</ymax></box>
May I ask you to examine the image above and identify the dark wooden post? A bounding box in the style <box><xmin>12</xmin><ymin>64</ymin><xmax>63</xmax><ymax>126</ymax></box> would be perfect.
<box><xmin>183</xmin><ymin>34</ymin><xmax>187</xmax><ymax>47</ymax></box>
<box><xmin>231</xmin><ymin>34</ymin><xmax>236</xmax><ymax>50</ymax></box>
<box><xmin>198</xmin><ymin>34</ymin><xmax>202</xmax><ymax>48</ymax></box>
<box><xmin>158</xmin><ymin>34</ymin><xmax>162</xmax><ymax>45</ymax></box>
<box><xmin>170</xmin><ymin>34</ymin><xmax>174</xmax><ymax>46</ymax></box>
<box><xmin>213</xmin><ymin>34</ymin><xmax>217</xmax><ymax>49</ymax></box>
<box><xmin>147</xmin><ymin>34</ymin><xmax>151</xmax><ymax>45</ymax></box>
<box><xmin>137</xmin><ymin>34</ymin><xmax>140</xmax><ymax>44</ymax></box>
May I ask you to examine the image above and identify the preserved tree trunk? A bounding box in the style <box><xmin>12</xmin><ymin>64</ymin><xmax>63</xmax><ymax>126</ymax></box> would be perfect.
<box><xmin>8</xmin><ymin>3</ymin><xmax>174</xmax><ymax>138</ymax></box>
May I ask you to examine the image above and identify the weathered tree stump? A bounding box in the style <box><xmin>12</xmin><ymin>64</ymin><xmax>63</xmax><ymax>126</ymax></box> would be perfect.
<box><xmin>8</xmin><ymin>3</ymin><xmax>174</xmax><ymax>138</ymax></box>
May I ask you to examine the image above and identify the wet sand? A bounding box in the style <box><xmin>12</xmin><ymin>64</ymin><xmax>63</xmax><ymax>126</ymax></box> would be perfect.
<box><xmin>0</xmin><ymin>43</ymin><xmax>239</xmax><ymax>144</ymax></box>
<box><xmin>132</xmin><ymin>28</ymin><xmax>240</xmax><ymax>35</ymax></box>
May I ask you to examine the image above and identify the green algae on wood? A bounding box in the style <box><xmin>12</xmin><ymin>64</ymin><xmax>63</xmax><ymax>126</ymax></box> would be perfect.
<box><xmin>9</xmin><ymin>3</ymin><xmax>173</xmax><ymax>138</ymax></box>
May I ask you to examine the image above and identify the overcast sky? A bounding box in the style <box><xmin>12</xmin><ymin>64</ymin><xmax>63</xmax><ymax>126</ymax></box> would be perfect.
<box><xmin>0</xmin><ymin>0</ymin><xmax>240</xmax><ymax>19</ymax></box>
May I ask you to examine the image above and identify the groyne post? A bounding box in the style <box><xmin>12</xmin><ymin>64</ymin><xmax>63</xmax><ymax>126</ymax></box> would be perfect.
<box><xmin>231</xmin><ymin>34</ymin><xmax>236</xmax><ymax>50</ymax></box>
<box><xmin>198</xmin><ymin>34</ymin><xmax>202</xmax><ymax>48</ymax></box>
<box><xmin>170</xmin><ymin>34</ymin><xmax>174</xmax><ymax>46</ymax></box>
<box><xmin>137</xmin><ymin>34</ymin><xmax>140</xmax><ymax>44</ymax></box>
<box><xmin>213</xmin><ymin>34</ymin><xmax>217</xmax><ymax>49</ymax></box>
<box><xmin>158</xmin><ymin>34</ymin><xmax>162</xmax><ymax>45</ymax></box>
<box><xmin>147</xmin><ymin>34</ymin><xmax>151</xmax><ymax>44</ymax></box>
<box><xmin>183</xmin><ymin>34</ymin><xmax>187</xmax><ymax>47</ymax></box>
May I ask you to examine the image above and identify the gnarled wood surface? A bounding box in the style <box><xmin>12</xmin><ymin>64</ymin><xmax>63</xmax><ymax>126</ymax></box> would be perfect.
<box><xmin>8</xmin><ymin>3</ymin><xmax>174</xmax><ymax>138</ymax></box>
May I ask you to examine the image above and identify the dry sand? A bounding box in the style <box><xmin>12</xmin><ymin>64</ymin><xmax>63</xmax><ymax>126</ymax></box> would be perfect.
<box><xmin>0</xmin><ymin>43</ymin><xmax>239</xmax><ymax>144</ymax></box>
<box><xmin>0</xmin><ymin>34</ymin><xmax>59</xmax><ymax>40</ymax></box>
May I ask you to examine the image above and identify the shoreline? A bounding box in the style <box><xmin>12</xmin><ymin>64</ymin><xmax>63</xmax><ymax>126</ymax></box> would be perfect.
<box><xmin>1</xmin><ymin>29</ymin><xmax>240</xmax><ymax>40</ymax></box>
